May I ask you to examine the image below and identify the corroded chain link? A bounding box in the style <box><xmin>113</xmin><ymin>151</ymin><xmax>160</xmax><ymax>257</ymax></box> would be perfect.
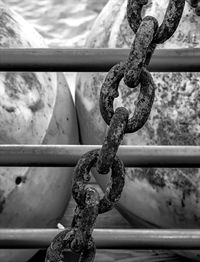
<box><xmin>45</xmin><ymin>184</ymin><xmax>99</xmax><ymax>262</ymax></box>
<box><xmin>45</xmin><ymin>150</ymin><xmax>125</xmax><ymax>262</ymax></box>
<box><xmin>45</xmin><ymin>1</ymin><xmax>198</xmax><ymax>261</ymax></box>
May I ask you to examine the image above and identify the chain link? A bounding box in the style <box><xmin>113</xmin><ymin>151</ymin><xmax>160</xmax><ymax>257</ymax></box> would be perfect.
<box><xmin>45</xmin><ymin>185</ymin><xmax>99</xmax><ymax>262</ymax></box>
<box><xmin>97</xmin><ymin>107</ymin><xmax>129</xmax><ymax>174</ymax></box>
<box><xmin>45</xmin><ymin>1</ymin><xmax>199</xmax><ymax>261</ymax></box>
<box><xmin>99</xmin><ymin>64</ymin><xmax>156</xmax><ymax>134</ymax></box>
<box><xmin>124</xmin><ymin>15</ymin><xmax>158</xmax><ymax>87</ymax></box>
<box><xmin>73</xmin><ymin>149</ymin><xmax>125</xmax><ymax>214</ymax></box>
<box><xmin>45</xmin><ymin>149</ymin><xmax>125</xmax><ymax>261</ymax></box>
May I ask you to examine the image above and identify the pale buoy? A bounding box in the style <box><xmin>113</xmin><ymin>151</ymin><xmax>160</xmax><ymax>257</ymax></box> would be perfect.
<box><xmin>0</xmin><ymin>3</ymin><xmax>79</xmax><ymax>262</ymax></box>
<box><xmin>75</xmin><ymin>0</ymin><xmax>200</xmax><ymax>260</ymax></box>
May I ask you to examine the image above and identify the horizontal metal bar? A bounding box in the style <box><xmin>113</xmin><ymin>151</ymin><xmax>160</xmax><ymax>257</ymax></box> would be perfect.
<box><xmin>1</xmin><ymin>228</ymin><xmax>200</xmax><ymax>249</ymax></box>
<box><xmin>0</xmin><ymin>145</ymin><xmax>198</xmax><ymax>167</ymax></box>
<box><xmin>0</xmin><ymin>48</ymin><xmax>200</xmax><ymax>72</ymax></box>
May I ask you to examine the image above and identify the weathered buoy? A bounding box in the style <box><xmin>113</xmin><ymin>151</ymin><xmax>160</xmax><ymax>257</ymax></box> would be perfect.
<box><xmin>75</xmin><ymin>0</ymin><xmax>200</xmax><ymax>260</ymax></box>
<box><xmin>0</xmin><ymin>2</ymin><xmax>79</xmax><ymax>262</ymax></box>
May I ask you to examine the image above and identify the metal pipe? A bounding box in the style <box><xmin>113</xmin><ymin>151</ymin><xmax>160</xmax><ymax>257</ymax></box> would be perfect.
<box><xmin>0</xmin><ymin>145</ymin><xmax>199</xmax><ymax>167</ymax></box>
<box><xmin>1</xmin><ymin>228</ymin><xmax>200</xmax><ymax>249</ymax></box>
<box><xmin>0</xmin><ymin>48</ymin><xmax>200</xmax><ymax>72</ymax></box>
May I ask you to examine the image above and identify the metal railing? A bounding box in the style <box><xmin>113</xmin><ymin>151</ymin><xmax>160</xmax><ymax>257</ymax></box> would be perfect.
<box><xmin>0</xmin><ymin>48</ymin><xmax>200</xmax><ymax>72</ymax></box>
<box><xmin>0</xmin><ymin>145</ymin><xmax>198</xmax><ymax>167</ymax></box>
<box><xmin>0</xmin><ymin>48</ymin><xmax>200</xmax><ymax>250</ymax></box>
<box><xmin>1</xmin><ymin>229</ymin><xmax>200</xmax><ymax>249</ymax></box>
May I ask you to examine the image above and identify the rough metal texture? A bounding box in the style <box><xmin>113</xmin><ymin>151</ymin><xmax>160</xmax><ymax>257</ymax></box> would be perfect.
<box><xmin>127</xmin><ymin>0</ymin><xmax>148</xmax><ymax>33</ymax></box>
<box><xmin>97</xmin><ymin>107</ymin><xmax>129</xmax><ymax>174</ymax></box>
<box><xmin>99</xmin><ymin>62</ymin><xmax>125</xmax><ymax>126</ymax></box>
<box><xmin>127</xmin><ymin>1</ymin><xmax>186</xmax><ymax>42</ymax></box>
<box><xmin>72</xmin><ymin>149</ymin><xmax>99</xmax><ymax>208</ymax></box>
<box><xmin>153</xmin><ymin>0</ymin><xmax>185</xmax><ymax>44</ymax></box>
<box><xmin>124</xmin><ymin>16</ymin><xmax>158</xmax><ymax>88</ymax></box>
<box><xmin>99</xmin><ymin>65</ymin><xmax>155</xmax><ymax>134</ymax></box>
<box><xmin>72</xmin><ymin>149</ymin><xmax>125</xmax><ymax>214</ymax></box>
<box><xmin>45</xmin><ymin>187</ymin><xmax>99</xmax><ymax>262</ymax></box>
<box><xmin>45</xmin><ymin>229</ymin><xmax>70</xmax><ymax>262</ymax></box>
<box><xmin>126</xmin><ymin>68</ymin><xmax>156</xmax><ymax>133</ymax></box>
<box><xmin>98</xmin><ymin>155</ymin><xmax>125</xmax><ymax>214</ymax></box>
<box><xmin>125</xmin><ymin>0</ymin><xmax>186</xmax><ymax>87</ymax></box>
<box><xmin>67</xmin><ymin>188</ymin><xmax>99</xmax><ymax>262</ymax></box>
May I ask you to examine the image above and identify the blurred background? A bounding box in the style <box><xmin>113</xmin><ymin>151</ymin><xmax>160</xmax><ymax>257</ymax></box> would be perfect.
<box><xmin>3</xmin><ymin>0</ymin><xmax>109</xmax><ymax>99</ymax></box>
<box><xmin>4</xmin><ymin>0</ymin><xmax>108</xmax><ymax>47</ymax></box>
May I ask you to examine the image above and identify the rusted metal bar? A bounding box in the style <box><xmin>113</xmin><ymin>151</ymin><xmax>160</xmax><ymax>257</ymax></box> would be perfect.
<box><xmin>0</xmin><ymin>145</ymin><xmax>199</xmax><ymax>167</ymax></box>
<box><xmin>1</xmin><ymin>228</ymin><xmax>200</xmax><ymax>249</ymax></box>
<box><xmin>0</xmin><ymin>48</ymin><xmax>200</xmax><ymax>72</ymax></box>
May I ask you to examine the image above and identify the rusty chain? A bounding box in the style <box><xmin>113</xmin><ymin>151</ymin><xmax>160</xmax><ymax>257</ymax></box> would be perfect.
<box><xmin>45</xmin><ymin>1</ymin><xmax>199</xmax><ymax>261</ymax></box>
<box><xmin>45</xmin><ymin>150</ymin><xmax>125</xmax><ymax>262</ymax></box>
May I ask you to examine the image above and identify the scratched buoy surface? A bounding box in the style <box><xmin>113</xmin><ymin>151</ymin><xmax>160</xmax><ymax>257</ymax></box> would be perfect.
<box><xmin>0</xmin><ymin>2</ymin><xmax>79</xmax><ymax>262</ymax></box>
<box><xmin>76</xmin><ymin>0</ymin><xmax>200</xmax><ymax>260</ymax></box>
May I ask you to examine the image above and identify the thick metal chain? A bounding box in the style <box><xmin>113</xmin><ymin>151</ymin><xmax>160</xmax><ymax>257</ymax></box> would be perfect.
<box><xmin>45</xmin><ymin>1</ymin><xmax>198</xmax><ymax>261</ymax></box>
<box><xmin>45</xmin><ymin>150</ymin><xmax>125</xmax><ymax>262</ymax></box>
